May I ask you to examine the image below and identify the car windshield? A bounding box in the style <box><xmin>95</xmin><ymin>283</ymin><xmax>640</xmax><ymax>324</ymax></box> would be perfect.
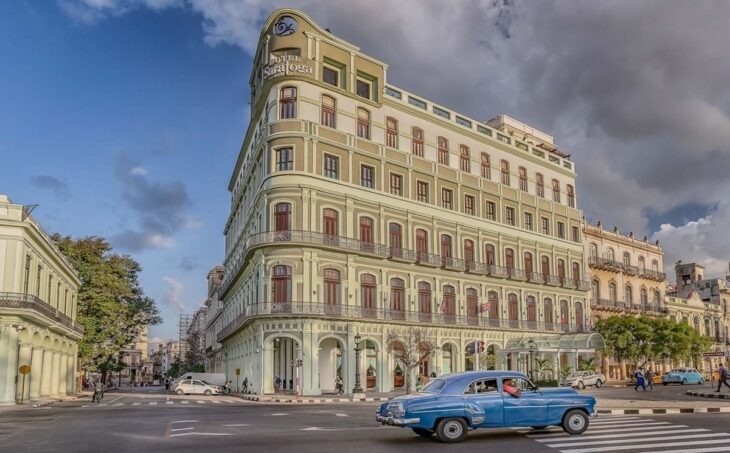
<box><xmin>566</xmin><ymin>373</ymin><xmax>583</xmax><ymax>378</ymax></box>
<box><xmin>670</xmin><ymin>369</ymin><xmax>685</xmax><ymax>373</ymax></box>
<box><xmin>421</xmin><ymin>378</ymin><xmax>446</xmax><ymax>393</ymax></box>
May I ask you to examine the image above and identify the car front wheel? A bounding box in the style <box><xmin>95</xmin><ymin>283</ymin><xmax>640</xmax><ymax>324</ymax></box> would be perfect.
<box><xmin>682</xmin><ymin>379</ymin><xmax>688</xmax><ymax>385</ymax></box>
<box><xmin>699</xmin><ymin>378</ymin><xmax>705</xmax><ymax>385</ymax></box>
<box><xmin>175</xmin><ymin>389</ymin><xmax>184</xmax><ymax>395</ymax></box>
<box><xmin>577</xmin><ymin>381</ymin><xmax>585</xmax><ymax>389</ymax></box>
<box><xmin>436</xmin><ymin>418</ymin><xmax>468</xmax><ymax>443</ymax></box>
<box><xmin>595</xmin><ymin>380</ymin><xmax>603</xmax><ymax>388</ymax></box>
<box><xmin>204</xmin><ymin>390</ymin><xmax>212</xmax><ymax>396</ymax></box>
<box><xmin>412</xmin><ymin>428</ymin><xmax>433</xmax><ymax>438</ymax></box>
<box><xmin>562</xmin><ymin>409</ymin><xmax>589</xmax><ymax>435</ymax></box>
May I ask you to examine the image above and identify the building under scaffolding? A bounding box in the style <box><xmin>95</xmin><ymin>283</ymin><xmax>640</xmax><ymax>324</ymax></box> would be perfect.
<box><xmin>178</xmin><ymin>313</ymin><xmax>193</xmax><ymax>365</ymax></box>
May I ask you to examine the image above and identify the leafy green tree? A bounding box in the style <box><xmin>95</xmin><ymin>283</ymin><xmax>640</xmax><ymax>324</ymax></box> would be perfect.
<box><xmin>534</xmin><ymin>358</ymin><xmax>553</xmax><ymax>380</ymax></box>
<box><xmin>52</xmin><ymin>235</ymin><xmax>161</xmax><ymax>381</ymax></box>
<box><xmin>578</xmin><ymin>357</ymin><xmax>596</xmax><ymax>371</ymax></box>
<box><xmin>595</xmin><ymin>316</ymin><xmax>653</xmax><ymax>365</ymax></box>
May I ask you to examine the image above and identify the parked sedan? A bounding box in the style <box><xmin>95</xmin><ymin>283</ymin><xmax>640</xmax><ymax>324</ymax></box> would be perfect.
<box><xmin>174</xmin><ymin>379</ymin><xmax>224</xmax><ymax>395</ymax></box>
<box><xmin>376</xmin><ymin>370</ymin><xmax>596</xmax><ymax>443</ymax></box>
<box><xmin>562</xmin><ymin>371</ymin><xmax>606</xmax><ymax>389</ymax></box>
<box><xmin>662</xmin><ymin>368</ymin><xmax>704</xmax><ymax>385</ymax></box>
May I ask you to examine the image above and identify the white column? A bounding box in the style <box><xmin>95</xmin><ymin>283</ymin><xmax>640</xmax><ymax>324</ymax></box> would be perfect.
<box><xmin>0</xmin><ymin>327</ymin><xmax>19</xmax><ymax>405</ymax></box>
<box><xmin>50</xmin><ymin>351</ymin><xmax>61</xmax><ymax>397</ymax></box>
<box><xmin>29</xmin><ymin>346</ymin><xmax>44</xmax><ymax>400</ymax></box>
<box><xmin>40</xmin><ymin>348</ymin><xmax>53</xmax><ymax>397</ymax></box>
<box><xmin>16</xmin><ymin>343</ymin><xmax>32</xmax><ymax>402</ymax></box>
<box><xmin>67</xmin><ymin>353</ymin><xmax>76</xmax><ymax>394</ymax></box>
<box><xmin>59</xmin><ymin>355</ymin><xmax>68</xmax><ymax>396</ymax></box>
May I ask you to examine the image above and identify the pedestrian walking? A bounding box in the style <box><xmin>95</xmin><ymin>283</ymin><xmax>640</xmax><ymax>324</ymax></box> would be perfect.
<box><xmin>164</xmin><ymin>377</ymin><xmax>170</xmax><ymax>391</ymax></box>
<box><xmin>645</xmin><ymin>369</ymin><xmax>654</xmax><ymax>390</ymax></box>
<box><xmin>242</xmin><ymin>377</ymin><xmax>249</xmax><ymax>394</ymax></box>
<box><xmin>335</xmin><ymin>375</ymin><xmax>344</xmax><ymax>395</ymax></box>
<box><xmin>275</xmin><ymin>376</ymin><xmax>282</xmax><ymax>392</ymax></box>
<box><xmin>634</xmin><ymin>368</ymin><xmax>646</xmax><ymax>391</ymax></box>
<box><xmin>716</xmin><ymin>363</ymin><xmax>730</xmax><ymax>392</ymax></box>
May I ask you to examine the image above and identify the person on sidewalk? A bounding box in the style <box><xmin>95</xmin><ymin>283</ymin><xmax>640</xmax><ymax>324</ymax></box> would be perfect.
<box><xmin>634</xmin><ymin>368</ymin><xmax>646</xmax><ymax>391</ymax></box>
<box><xmin>716</xmin><ymin>363</ymin><xmax>730</xmax><ymax>392</ymax></box>
<box><xmin>335</xmin><ymin>375</ymin><xmax>344</xmax><ymax>395</ymax></box>
<box><xmin>645</xmin><ymin>369</ymin><xmax>654</xmax><ymax>390</ymax></box>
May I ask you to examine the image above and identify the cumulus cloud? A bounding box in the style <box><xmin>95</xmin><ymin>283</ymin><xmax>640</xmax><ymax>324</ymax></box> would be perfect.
<box><xmin>178</xmin><ymin>255</ymin><xmax>204</xmax><ymax>271</ymax></box>
<box><xmin>162</xmin><ymin>276</ymin><xmax>187</xmax><ymax>313</ymax></box>
<box><xmin>111</xmin><ymin>152</ymin><xmax>192</xmax><ymax>252</ymax></box>
<box><xmin>61</xmin><ymin>0</ymin><xmax>730</xmax><ymax>274</ymax></box>
<box><xmin>29</xmin><ymin>175</ymin><xmax>71</xmax><ymax>201</ymax></box>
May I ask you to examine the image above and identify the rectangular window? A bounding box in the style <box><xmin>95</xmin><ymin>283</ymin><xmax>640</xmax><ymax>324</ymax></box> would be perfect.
<box><xmin>360</xmin><ymin>165</ymin><xmax>374</xmax><ymax>188</ymax></box>
<box><xmin>519</xmin><ymin>167</ymin><xmax>528</xmax><ymax>191</ymax></box>
<box><xmin>321</xmin><ymin>95</ymin><xmax>336</xmax><ymax>128</ymax></box>
<box><xmin>481</xmin><ymin>153</ymin><xmax>491</xmax><ymax>179</ymax></box>
<box><xmin>357</xmin><ymin>108</ymin><xmax>370</xmax><ymax>139</ymax></box>
<box><xmin>459</xmin><ymin>145</ymin><xmax>470</xmax><ymax>172</ymax></box>
<box><xmin>385</xmin><ymin>86</ymin><xmax>402</xmax><ymax>99</ymax></box>
<box><xmin>552</xmin><ymin>179</ymin><xmax>561</xmax><ymax>203</ymax></box>
<box><xmin>386</xmin><ymin>117</ymin><xmax>398</xmax><ymax>148</ymax></box>
<box><xmin>464</xmin><ymin>195</ymin><xmax>475</xmax><ymax>215</ymax></box>
<box><xmin>323</xmin><ymin>65</ymin><xmax>339</xmax><ymax>87</ymax></box>
<box><xmin>36</xmin><ymin>265</ymin><xmax>42</xmax><ymax>297</ymax></box>
<box><xmin>390</xmin><ymin>173</ymin><xmax>403</xmax><ymax>196</ymax></box>
<box><xmin>324</xmin><ymin>154</ymin><xmax>339</xmax><ymax>179</ymax></box>
<box><xmin>408</xmin><ymin>96</ymin><xmax>427</xmax><ymax>109</ymax></box>
<box><xmin>279</xmin><ymin>86</ymin><xmax>297</xmax><ymax>119</ymax></box>
<box><xmin>417</xmin><ymin>181</ymin><xmax>429</xmax><ymax>203</ymax></box>
<box><xmin>433</xmin><ymin>106</ymin><xmax>451</xmax><ymax>119</ymax></box>
<box><xmin>505</xmin><ymin>207</ymin><xmax>515</xmax><ymax>226</ymax></box>
<box><xmin>572</xmin><ymin>226</ymin><xmax>580</xmax><ymax>242</ymax></box>
<box><xmin>356</xmin><ymin>78</ymin><xmax>371</xmax><ymax>100</ymax></box>
<box><xmin>541</xmin><ymin>217</ymin><xmax>550</xmax><ymax>235</ymax></box>
<box><xmin>486</xmin><ymin>201</ymin><xmax>496</xmax><ymax>221</ymax></box>
<box><xmin>567</xmin><ymin>185</ymin><xmax>575</xmax><ymax>208</ymax></box>
<box><xmin>501</xmin><ymin>160</ymin><xmax>510</xmax><ymax>186</ymax></box>
<box><xmin>441</xmin><ymin>188</ymin><xmax>453</xmax><ymax>210</ymax></box>
<box><xmin>456</xmin><ymin>116</ymin><xmax>472</xmax><ymax>128</ymax></box>
<box><xmin>23</xmin><ymin>255</ymin><xmax>31</xmax><ymax>295</ymax></box>
<box><xmin>536</xmin><ymin>173</ymin><xmax>545</xmax><ymax>198</ymax></box>
<box><xmin>524</xmin><ymin>212</ymin><xmax>533</xmax><ymax>231</ymax></box>
<box><xmin>275</xmin><ymin>147</ymin><xmax>293</xmax><ymax>171</ymax></box>
<box><xmin>411</xmin><ymin>127</ymin><xmax>424</xmax><ymax>156</ymax></box>
<box><xmin>438</xmin><ymin>137</ymin><xmax>449</xmax><ymax>165</ymax></box>
<box><xmin>557</xmin><ymin>221</ymin><xmax>565</xmax><ymax>239</ymax></box>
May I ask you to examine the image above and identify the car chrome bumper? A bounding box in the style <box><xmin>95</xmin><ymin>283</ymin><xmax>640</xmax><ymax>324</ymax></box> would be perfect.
<box><xmin>376</xmin><ymin>415</ymin><xmax>421</xmax><ymax>426</ymax></box>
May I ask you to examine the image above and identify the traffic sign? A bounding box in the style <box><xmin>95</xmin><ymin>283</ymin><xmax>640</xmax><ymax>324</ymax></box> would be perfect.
<box><xmin>19</xmin><ymin>365</ymin><xmax>31</xmax><ymax>375</ymax></box>
<box><xmin>235</xmin><ymin>368</ymin><xmax>240</xmax><ymax>376</ymax></box>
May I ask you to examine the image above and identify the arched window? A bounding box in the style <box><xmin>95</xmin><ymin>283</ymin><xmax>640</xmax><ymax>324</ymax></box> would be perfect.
<box><xmin>418</xmin><ymin>282</ymin><xmax>432</xmax><ymax>322</ymax></box>
<box><xmin>386</xmin><ymin>117</ymin><xmax>398</xmax><ymax>148</ymax></box>
<box><xmin>575</xmin><ymin>302</ymin><xmax>584</xmax><ymax>330</ymax></box>
<box><xmin>357</xmin><ymin>108</ymin><xmax>370</xmax><ymax>139</ymax></box>
<box><xmin>567</xmin><ymin>184</ymin><xmax>575</xmax><ymax>208</ymax></box>
<box><xmin>608</xmin><ymin>282</ymin><xmax>617</xmax><ymax>302</ymax></box>
<box><xmin>653</xmin><ymin>290</ymin><xmax>661</xmax><ymax>304</ymax></box>
<box><xmin>505</xmin><ymin>248</ymin><xmax>515</xmax><ymax>270</ymax></box>
<box><xmin>572</xmin><ymin>262</ymin><xmax>581</xmax><ymax>285</ymax></box>
<box><xmin>640</xmin><ymin>288</ymin><xmax>648</xmax><ymax>307</ymax></box>
<box><xmin>464</xmin><ymin>240</ymin><xmax>475</xmax><ymax>264</ymax></box>
<box><xmin>274</xmin><ymin>202</ymin><xmax>291</xmax><ymax>232</ymax></box>
<box><xmin>389</xmin><ymin>223</ymin><xmax>402</xmax><ymax>253</ymax></box>
<box><xmin>271</xmin><ymin>265</ymin><xmax>291</xmax><ymax>304</ymax></box>
<box><xmin>536</xmin><ymin>173</ymin><xmax>545</xmax><ymax>198</ymax></box>
<box><xmin>591</xmin><ymin>279</ymin><xmax>600</xmax><ymax>301</ymax></box>
<box><xmin>361</xmin><ymin>274</ymin><xmax>376</xmax><ymax>317</ymax></box>
<box><xmin>560</xmin><ymin>300</ymin><xmax>569</xmax><ymax>330</ymax></box>
<box><xmin>652</xmin><ymin>260</ymin><xmax>659</xmax><ymax>272</ymax></box>
<box><xmin>412</xmin><ymin>127</ymin><xmax>424</xmax><ymax>156</ymax></box>
<box><xmin>442</xmin><ymin>285</ymin><xmax>456</xmax><ymax>324</ymax></box>
<box><xmin>321</xmin><ymin>95</ymin><xmax>336</xmax><ymax>127</ymax></box>
<box><xmin>441</xmin><ymin>234</ymin><xmax>452</xmax><ymax>258</ymax></box>
<box><xmin>466</xmin><ymin>288</ymin><xmax>478</xmax><ymax>325</ymax></box>
<box><xmin>390</xmin><ymin>278</ymin><xmax>405</xmax><ymax>318</ymax></box>
<box><xmin>557</xmin><ymin>259</ymin><xmax>566</xmax><ymax>284</ymax></box>
<box><xmin>518</xmin><ymin>166</ymin><xmax>528</xmax><ymax>191</ymax></box>
<box><xmin>359</xmin><ymin>217</ymin><xmax>374</xmax><ymax>252</ymax></box>
<box><xmin>459</xmin><ymin>145</ymin><xmax>470</xmax><ymax>172</ymax></box>
<box><xmin>526</xmin><ymin>295</ymin><xmax>537</xmax><ymax>326</ymax></box>
<box><xmin>544</xmin><ymin>298</ymin><xmax>554</xmax><ymax>325</ymax></box>
<box><xmin>589</xmin><ymin>243</ymin><xmax>598</xmax><ymax>258</ymax></box>
<box><xmin>279</xmin><ymin>86</ymin><xmax>297</xmax><ymax>119</ymax></box>
<box><xmin>638</xmin><ymin>256</ymin><xmax>646</xmax><ymax>271</ymax></box>
<box><xmin>438</xmin><ymin>136</ymin><xmax>449</xmax><ymax>164</ymax></box>
<box><xmin>481</xmin><ymin>153</ymin><xmax>491</xmax><ymax>178</ymax></box>
<box><xmin>324</xmin><ymin>269</ymin><xmax>341</xmax><ymax>310</ymax></box>
<box><xmin>541</xmin><ymin>255</ymin><xmax>550</xmax><ymax>279</ymax></box>
<box><xmin>607</xmin><ymin>248</ymin><xmax>615</xmax><ymax>261</ymax></box>
<box><xmin>693</xmin><ymin>316</ymin><xmax>700</xmax><ymax>332</ymax></box>
<box><xmin>488</xmin><ymin>291</ymin><xmax>500</xmax><ymax>326</ymax></box>
<box><xmin>416</xmin><ymin>229</ymin><xmax>428</xmax><ymax>259</ymax></box>
<box><xmin>524</xmin><ymin>252</ymin><xmax>533</xmax><ymax>278</ymax></box>
<box><xmin>508</xmin><ymin>293</ymin><xmax>519</xmax><ymax>328</ymax></box>
<box><xmin>500</xmin><ymin>160</ymin><xmax>510</xmax><ymax>185</ymax></box>
<box><xmin>485</xmin><ymin>244</ymin><xmax>496</xmax><ymax>265</ymax></box>
<box><xmin>323</xmin><ymin>209</ymin><xmax>338</xmax><ymax>246</ymax></box>
<box><xmin>552</xmin><ymin>179</ymin><xmax>561</xmax><ymax>203</ymax></box>
<box><xmin>623</xmin><ymin>252</ymin><xmax>631</xmax><ymax>267</ymax></box>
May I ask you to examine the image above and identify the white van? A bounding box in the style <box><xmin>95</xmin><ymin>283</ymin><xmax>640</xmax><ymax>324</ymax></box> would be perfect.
<box><xmin>173</xmin><ymin>373</ymin><xmax>227</xmax><ymax>387</ymax></box>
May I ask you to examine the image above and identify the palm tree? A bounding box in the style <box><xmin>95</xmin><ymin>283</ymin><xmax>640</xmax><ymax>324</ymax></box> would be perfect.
<box><xmin>578</xmin><ymin>357</ymin><xmax>597</xmax><ymax>371</ymax></box>
<box><xmin>533</xmin><ymin>358</ymin><xmax>553</xmax><ymax>381</ymax></box>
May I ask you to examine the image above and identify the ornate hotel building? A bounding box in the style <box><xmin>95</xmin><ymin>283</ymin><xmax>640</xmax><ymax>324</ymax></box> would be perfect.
<box><xmin>0</xmin><ymin>194</ymin><xmax>82</xmax><ymax>404</ymax></box>
<box><xmin>218</xmin><ymin>9</ymin><xmax>593</xmax><ymax>396</ymax></box>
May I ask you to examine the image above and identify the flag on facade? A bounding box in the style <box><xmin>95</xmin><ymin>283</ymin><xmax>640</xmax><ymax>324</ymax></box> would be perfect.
<box><xmin>479</xmin><ymin>303</ymin><xmax>490</xmax><ymax>313</ymax></box>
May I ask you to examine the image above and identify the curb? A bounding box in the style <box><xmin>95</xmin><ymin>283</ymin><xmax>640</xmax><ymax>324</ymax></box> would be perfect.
<box><xmin>597</xmin><ymin>407</ymin><xmax>730</xmax><ymax>415</ymax></box>
<box><xmin>236</xmin><ymin>394</ymin><xmax>391</xmax><ymax>404</ymax></box>
<box><xmin>687</xmin><ymin>390</ymin><xmax>730</xmax><ymax>399</ymax></box>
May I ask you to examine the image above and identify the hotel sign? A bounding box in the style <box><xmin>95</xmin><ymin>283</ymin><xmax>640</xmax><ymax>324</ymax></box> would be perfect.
<box><xmin>263</xmin><ymin>54</ymin><xmax>313</xmax><ymax>79</ymax></box>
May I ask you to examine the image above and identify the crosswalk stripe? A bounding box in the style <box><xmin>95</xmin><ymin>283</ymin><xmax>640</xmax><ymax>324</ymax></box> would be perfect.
<box><xmin>534</xmin><ymin>428</ymin><xmax>707</xmax><ymax>442</ymax></box>
<box><xmin>97</xmin><ymin>404</ymin><xmax>107</xmax><ymax>407</ymax></box>
<box><xmin>546</xmin><ymin>432</ymin><xmax>730</xmax><ymax>448</ymax></box>
<box><xmin>149</xmin><ymin>402</ymin><xmax>157</xmax><ymax>405</ymax></box>
<box><xmin>132</xmin><ymin>402</ymin><xmax>140</xmax><ymax>406</ymax></box>
<box><xmin>166</xmin><ymin>401</ymin><xmax>174</xmax><ymax>405</ymax></box>
<box><xmin>590</xmin><ymin>417</ymin><xmax>641</xmax><ymax>424</ymax></box>
<box><xmin>181</xmin><ymin>401</ymin><xmax>189</xmax><ymax>404</ymax></box>
<box><xmin>560</xmin><ymin>438</ymin><xmax>730</xmax><ymax>453</ymax></box>
<box><xmin>112</xmin><ymin>403</ymin><xmax>123</xmax><ymax>406</ymax></box>
<box><xmin>81</xmin><ymin>405</ymin><xmax>89</xmax><ymax>408</ymax></box>
<box><xmin>653</xmin><ymin>448</ymin><xmax>730</xmax><ymax>453</ymax></box>
<box><xmin>527</xmin><ymin>422</ymin><xmax>675</xmax><ymax>438</ymax></box>
<box><xmin>196</xmin><ymin>401</ymin><xmax>206</xmax><ymax>404</ymax></box>
<box><xmin>211</xmin><ymin>400</ymin><xmax>221</xmax><ymax>404</ymax></box>
<box><xmin>579</xmin><ymin>420</ymin><xmax>643</xmax><ymax>427</ymax></box>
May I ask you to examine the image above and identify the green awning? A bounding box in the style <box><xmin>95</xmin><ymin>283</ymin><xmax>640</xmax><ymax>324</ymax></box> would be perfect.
<box><xmin>503</xmin><ymin>332</ymin><xmax>606</xmax><ymax>351</ymax></box>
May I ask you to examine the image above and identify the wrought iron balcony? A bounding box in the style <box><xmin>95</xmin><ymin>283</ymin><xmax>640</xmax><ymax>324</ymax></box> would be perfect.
<box><xmin>0</xmin><ymin>292</ymin><xmax>84</xmax><ymax>335</ymax></box>
<box><xmin>588</xmin><ymin>256</ymin><xmax>623</xmax><ymax>272</ymax></box>
<box><xmin>507</xmin><ymin>268</ymin><xmax>527</xmax><ymax>281</ymax></box>
<box><xmin>217</xmin><ymin>301</ymin><xmax>590</xmax><ymax>342</ymax></box>
<box><xmin>442</xmin><ymin>256</ymin><xmax>466</xmax><ymax>271</ymax></box>
<box><xmin>639</xmin><ymin>268</ymin><xmax>667</xmax><ymax>281</ymax></box>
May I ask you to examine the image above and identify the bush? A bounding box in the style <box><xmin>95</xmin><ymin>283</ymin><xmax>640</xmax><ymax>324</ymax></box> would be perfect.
<box><xmin>536</xmin><ymin>379</ymin><xmax>559</xmax><ymax>387</ymax></box>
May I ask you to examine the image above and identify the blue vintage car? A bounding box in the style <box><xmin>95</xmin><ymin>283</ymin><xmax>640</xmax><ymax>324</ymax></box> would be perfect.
<box><xmin>376</xmin><ymin>370</ymin><xmax>596</xmax><ymax>443</ymax></box>
<box><xmin>661</xmin><ymin>367</ymin><xmax>704</xmax><ymax>385</ymax></box>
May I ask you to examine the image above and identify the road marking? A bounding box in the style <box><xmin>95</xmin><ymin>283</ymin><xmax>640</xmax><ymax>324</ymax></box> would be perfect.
<box><xmin>181</xmin><ymin>401</ymin><xmax>189</xmax><ymax>404</ymax></box>
<box><xmin>335</xmin><ymin>413</ymin><xmax>348</xmax><ymax>417</ymax></box>
<box><xmin>81</xmin><ymin>405</ymin><xmax>89</xmax><ymax>408</ymax></box>
<box><xmin>196</xmin><ymin>401</ymin><xmax>206</xmax><ymax>404</ymax></box>
<box><xmin>527</xmin><ymin>422</ymin><xmax>674</xmax><ymax>437</ymax></box>
<box><xmin>170</xmin><ymin>420</ymin><xmax>199</xmax><ymax>424</ymax></box>
<box><xmin>222</xmin><ymin>424</ymin><xmax>250</xmax><ymax>427</ymax></box>
<box><xmin>108</xmin><ymin>396</ymin><xmax>124</xmax><ymax>403</ymax></box>
<box><xmin>170</xmin><ymin>428</ymin><xmax>195</xmax><ymax>432</ymax></box>
<box><xmin>132</xmin><ymin>402</ymin><xmax>140</xmax><ymax>406</ymax></box>
<box><xmin>97</xmin><ymin>404</ymin><xmax>107</xmax><ymax>407</ymax></box>
<box><xmin>166</xmin><ymin>401</ymin><xmax>174</xmax><ymax>405</ymax></box>
<box><xmin>112</xmin><ymin>403</ymin><xmax>123</xmax><ymax>406</ymax></box>
<box><xmin>149</xmin><ymin>402</ymin><xmax>157</xmax><ymax>405</ymax></box>
<box><xmin>268</xmin><ymin>413</ymin><xmax>289</xmax><ymax>416</ymax></box>
<box><xmin>223</xmin><ymin>400</ymin><xmax>235</xmax><ymax>403</ymax></box>
<box><xmin>534</xmin><ymin>428</ymin><xmax>707</xmax><ymax>442</ymax></box>
<box><xmin>170</xmin><ymin>432</ymin><xmax>233</xmax><ymax>437</ymax></box>
<box><xmin>211</xmin><ymin>400</ymin><xmax>221</xmax><ymax>404</ymax></box>
<box><xmin>590</xmin><ymin>417</ymin><xmax>641</xmax><ymax>424</ymax></box>
<box><xmin>559</xmin><ymin>438</ymin><xmax>730</xmax><ymax>453</ymax></box>
<box><xmin>300</xmin><ymin>427</ymin><xmax>384</xmax><ymax>432</ymax></box>
<box><xmin>653</xmin><ymin>448</ymin><xmax>730</xmax><ymax>453</ymax></box>
<box><xmin>548</xmin><ymin>432</ymin><xmax>730</xmax><ymax>448</ymax></box>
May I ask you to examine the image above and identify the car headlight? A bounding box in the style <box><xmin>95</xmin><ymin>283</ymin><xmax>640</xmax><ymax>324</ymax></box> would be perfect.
<box><xmin>387</xmin><ymin>402</ymin><xmax>404</xmax><ymax>418</ymax></box>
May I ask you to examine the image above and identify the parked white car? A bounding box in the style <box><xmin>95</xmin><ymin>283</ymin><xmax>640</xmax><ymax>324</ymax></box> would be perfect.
<box><xmin>174</xmin><ymin>379</ymin><xmax>224</xmax><ymax>396</ymax></box>
<box><xmin>563</xmin><ymin>371</ymin><xmax>606</xmax><ymax>389</ymax></box>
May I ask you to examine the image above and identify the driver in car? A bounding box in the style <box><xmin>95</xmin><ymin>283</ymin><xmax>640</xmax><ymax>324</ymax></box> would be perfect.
<box><xmin>502</xmin><ymin>378</ymin><xmax>521</xmax><ymax>398</ymax></box>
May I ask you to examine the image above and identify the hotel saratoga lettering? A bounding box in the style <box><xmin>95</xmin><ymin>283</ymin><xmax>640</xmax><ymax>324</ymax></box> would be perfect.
<box><xmin>263</xmin><ymin>54</ymin><xmax>313</xmax><ymax>78</ymax></box>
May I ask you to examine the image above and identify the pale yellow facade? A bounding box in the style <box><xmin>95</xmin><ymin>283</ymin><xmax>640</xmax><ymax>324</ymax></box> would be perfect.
<box><xmin>0</xmin><ymin>194</ymin><xmax>82</xmax><ymax>404</ymax></box>
<box><xmin>218</xmin><ymin>9</ymin><xmax>592</xmax><ymax>396</ymax></box>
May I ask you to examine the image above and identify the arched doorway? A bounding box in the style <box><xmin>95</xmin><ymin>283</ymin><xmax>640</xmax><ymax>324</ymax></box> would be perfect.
<box><xmin>269</xmin><ymin>336</ymin><xmax>300</xmax><ymax>394</ymax></box>
<box><xmin>365</xmin><ymin>340</ymin><xmax>377</xmax><ymax>390</ymax></box>
<box><xmin>318</xmin><ymin>337</ymin><xmax>343</xmax><ymax>394</ymax></box>
<box><xmin>389</xmin><ymin>340</ymin><xmax>406</xmax><ymax>389</ymax></box>
<box><xmin>442</xmin><ymin>344</ymin><xmax>453</xmax><ymax>375</ymax></box>
<box><xmin>486</xmin><ymin>344</ymin><xmax>498</xmax><ymax>370</ymax></box>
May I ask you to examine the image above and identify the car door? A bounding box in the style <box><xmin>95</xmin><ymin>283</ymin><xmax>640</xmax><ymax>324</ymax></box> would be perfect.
<box><xmin>502</xmin><ymin>377</ymin><xmax>547</xmax><ymax>426</ymax></box>
<box><xmin>462</xmin><ymin>378</ymin><xmax>503</xmax><ymax>427</ymax></box>
<box><xmin>193</xmin><ymin>380</ymin><xmax>207</xmax><ymax>394</ymax></box>
<box><xmin>585</xmin><ymin>371</ymin><xmax>595</xmax><ymax>386</ymax></box>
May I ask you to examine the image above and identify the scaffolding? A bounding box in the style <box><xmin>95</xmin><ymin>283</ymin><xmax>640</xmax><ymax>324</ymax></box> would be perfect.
<box><xmin>178</xmin><ymin>313</ymin><xmax>193</xmax><ymax>364</ymax></box>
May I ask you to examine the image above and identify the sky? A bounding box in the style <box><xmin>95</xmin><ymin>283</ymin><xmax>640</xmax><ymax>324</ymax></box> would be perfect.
<box><xmin>3</xmin><ymin>0</ymin><xmax>730</xmax><ymax>341</ymax></box>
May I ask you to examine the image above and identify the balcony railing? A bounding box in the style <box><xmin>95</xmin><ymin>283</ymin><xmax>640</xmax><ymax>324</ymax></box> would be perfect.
<box><xmin>0</xmin><ymin>292</ymin><xmax>84</xmax><ymax>335</ymax></box>
<box><xmin>590</xmin><ymin>298</ymin><xmax>667</xmax><ymax>314</ymax></box>
<box><xmin>588</xmin><ymin>256</ymin><xmax>623</xmax><ymax>272</ymax></box>
<box><xmin>639</xmin><ymin>268</ymin><xmax>667</xmax><ymax>281</ymax></box>
<box><xmin>221</xmin><ymin>230</ymin><xmax>590</xmax><ymax>296</ymax></box>
<box><xmin>217</xmin><ymin>301</ymin><xmax>591</xmax><ymax>342</ymax></box>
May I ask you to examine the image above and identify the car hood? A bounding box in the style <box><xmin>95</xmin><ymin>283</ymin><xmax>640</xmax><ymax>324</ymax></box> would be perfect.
<box><xmin>539</xmin><ymin>387</ymin><xmax>580</xmax><ymax>396</ymax></box>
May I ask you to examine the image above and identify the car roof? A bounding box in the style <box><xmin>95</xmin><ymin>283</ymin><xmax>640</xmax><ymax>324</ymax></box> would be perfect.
<box><xmin>438</xmin><ymin>371</ymin><xmax>528</xmax><ymax>393</ymax></box>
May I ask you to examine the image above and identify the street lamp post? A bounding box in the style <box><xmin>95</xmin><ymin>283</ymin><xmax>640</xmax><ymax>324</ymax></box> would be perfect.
<box><xmin>352</xmin><ymin>334</ymin><xmax>364</xmax><ymax>396</ymax></box>
<box><xmin>527</xmin><ymin>338</ymin><xmax>537</xmax><ymax>382</ymax></box>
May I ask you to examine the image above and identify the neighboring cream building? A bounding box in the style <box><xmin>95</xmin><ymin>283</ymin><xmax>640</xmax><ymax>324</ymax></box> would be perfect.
<box><xmin>218</xmin><ymin>9</ymin><xmax>594</xmax><ymax>396</ymax></box>
<box><xmin>0</xmin><ymin>194</ymin><xmax>82</xmax><ymax>404</ymax></box>
<box><xmin>119</xmin><ymin>325</ymin><xmax>150</xmax><ymax>385</ymax></box>
<box><xmin>204</xmin><ymin>266</ymin><xmax>225</xmax><ymax>374</ymax></box>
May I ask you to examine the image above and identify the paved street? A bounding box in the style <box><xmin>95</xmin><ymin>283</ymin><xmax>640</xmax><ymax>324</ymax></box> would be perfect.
<box><xmin>3</xmin><ymin>387</ymin><xmax>730</xmax><ymax>452</ymax></box>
